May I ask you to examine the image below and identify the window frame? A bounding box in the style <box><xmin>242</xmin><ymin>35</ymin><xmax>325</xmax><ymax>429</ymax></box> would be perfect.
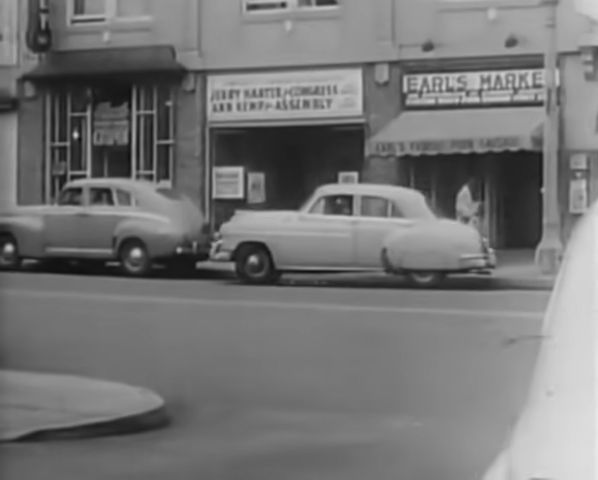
<box><xmin>45</xmin><ymin>84</ymin><xmax>175</xmax><ymax>204</ymax></box>
<box><xmin>242</xmin><ymin>0</ymin><xmax>340</xmax><ymax>14</ymax></box>
<box><xmin>68</xmin><ymin>0</ymin><xmax>152</xmax><ymax>26</ymax></box>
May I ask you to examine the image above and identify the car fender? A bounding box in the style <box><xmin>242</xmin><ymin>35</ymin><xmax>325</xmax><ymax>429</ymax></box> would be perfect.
<box><xmin>383</xmin><ymin>220</ymin><xmax>480</xmax><ymax>271</ymax></box>
<box><xmin>0</xmin><ymin>214</ymin><xmax>45</xmax><ymax>257</ymax></box>
<box><xmin>113</xmin><ymin>215</ymin><xmax>176</xmax><ymax>258</ymax></box>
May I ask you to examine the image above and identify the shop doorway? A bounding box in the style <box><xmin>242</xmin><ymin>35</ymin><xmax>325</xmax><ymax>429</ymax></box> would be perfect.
<box><xmin>211</xmin><ymin>125</ymin><xmax>364</xmax><ymax>227</ymax></box>
<box><xmin>495</xmin><ymin>152</ymin><xmax>542</xmax><ymax>249</ymax></box>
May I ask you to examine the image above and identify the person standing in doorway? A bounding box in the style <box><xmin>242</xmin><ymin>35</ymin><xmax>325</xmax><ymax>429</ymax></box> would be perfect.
<box><xmin>455</xmin><ymin>177</ymin><xmax>483</xmax><ymax>230</ymax></box>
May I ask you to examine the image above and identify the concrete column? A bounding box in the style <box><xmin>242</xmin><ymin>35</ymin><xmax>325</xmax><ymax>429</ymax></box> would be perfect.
<box><xmin>535</xmin><ymin>0</ymin><xmax>564</xmax><ymax>275</ymax></box>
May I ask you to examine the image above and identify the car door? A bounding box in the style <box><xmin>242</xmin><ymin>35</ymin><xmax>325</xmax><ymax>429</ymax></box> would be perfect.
<box><xmin>284</xmin><ymin>194</ymin><xmax>356</xmax><ymax>269</ymax></box>
<box><xmin>77</xmin><ymin>186</ymin><xmax>127</xmax><ymax>257</ymax></box>
<box><xmin>43</xmin><ymin>186</ymin><xmax>86</xmax><ymax>256</ymax></box>
<box><xmin>353</xmin><ymin>195</ymin><xmax>414</xmax><ymax>268</ymax></box>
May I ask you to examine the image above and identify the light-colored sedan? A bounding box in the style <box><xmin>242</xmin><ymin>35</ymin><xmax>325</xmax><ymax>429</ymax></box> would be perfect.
<box><xmin>0</xmin><ymin>178</ymin><xmax>210</xmax><ymax>276</ymax></box>
<box><xmin>211</xmin><ymin>183</ymin><xmax>495</xmax><ymax>286</ymax></box>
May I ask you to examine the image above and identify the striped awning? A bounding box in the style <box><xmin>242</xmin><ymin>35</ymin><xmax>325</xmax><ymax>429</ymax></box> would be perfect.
<box><xmin>366</xmin><ymin>107</ymin><xmax>544</xmax><ymax>157</ymax></box>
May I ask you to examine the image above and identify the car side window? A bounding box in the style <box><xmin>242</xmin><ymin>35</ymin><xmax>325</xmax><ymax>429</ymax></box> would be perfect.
<box><xmin>360</xmin><ymin>196</ymin><xmax>391</xmax><ymax>218</ymax></box>
<box><xmin>390</xmin><ymin>201</ymin><xmax>405</xmax><ymax>218</ymax></box>
<box><xmin>309</xmin><ymin>195</ymin><xmax>354</xmax><ymax>216</ymax></box>
<box><xmin>57</xmin><ymin>187</ymin><xmax>83</xmax><ymax>206</ymax></box>
<box><xmin>90</xmin><ymin>187</ymin><xmax>115</xmax><ymax>207</ymax></box>
<box><xmin>115</xmin><ymin>189</ymin><xmax>134</xmax><ymax>207</ymax></box>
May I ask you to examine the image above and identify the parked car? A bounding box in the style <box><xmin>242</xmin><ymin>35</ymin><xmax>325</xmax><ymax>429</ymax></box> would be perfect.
<box><xmin>210</xmin><ymin>182</ymin><xmax>496</xmax><ymax>286</ymax></box>
<box><xmin>481</xmin><ymin>201</ymin><xmax>595</xmax><ymax>480</ymax></box>
<box><xmin>0</xmin><ymin>178</ymin><xmax>211</xmax><ymax>276</ymax></box>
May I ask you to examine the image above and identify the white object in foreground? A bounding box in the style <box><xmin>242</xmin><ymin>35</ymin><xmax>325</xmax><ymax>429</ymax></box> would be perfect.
<box><xmin>482</xmin><ymin>201</ymin><xmax>598</xmax><ymax>478</ymax></box>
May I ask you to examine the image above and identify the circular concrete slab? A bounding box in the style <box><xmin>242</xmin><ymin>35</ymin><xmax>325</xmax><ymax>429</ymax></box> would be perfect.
<box><xmin>0</xmin><ymin>370</ymin><xmax>167</xmax><ymax>442</ymax></box>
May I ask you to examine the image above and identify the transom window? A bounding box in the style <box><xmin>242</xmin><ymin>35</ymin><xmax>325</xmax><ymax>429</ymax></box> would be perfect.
<box><xmin>244</xmin><ymin>0</ymin><xmax>339</xmax><ymax>13</ymax></box>
<box><xmin>70</xmin><ymin>0</ymin><xmax>151</xmax><ymax>24</ymax></box>
<box><xmin>46</xmin><ymin>83</ymin><xmax>175</xmax><ymax>203</ymax></box>
<box><xmin>360</xmin><ymin>196</ymin><xmax>404</xmax><ymax>218</ymax></box>
<box><xmin>309</xmin><ymin>195</ymin><xmax>354</xmax><ymax>216</ymax></box>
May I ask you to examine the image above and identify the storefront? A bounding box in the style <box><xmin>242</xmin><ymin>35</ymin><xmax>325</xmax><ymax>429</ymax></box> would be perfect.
<box><xmin>207</xmin><ymin>68</ymin><xmax>365</xmax><ymax>228</ymax></box>
<box><xmin>367</xmin><ymin>64</ymin><xmax>546</xmax><ymax>249</ymax></box>
<box><xmin>20</xmin><ymin>46</ymin><xmax>185</xmax><ymax>203</ymax></box>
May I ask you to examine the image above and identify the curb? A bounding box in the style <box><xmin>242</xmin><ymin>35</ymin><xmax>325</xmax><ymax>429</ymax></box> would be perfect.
<box><xmin>197</xmin><ymin>264</ymin><xmax>555</xmax><ymax>291</ymax></box>
<box><xmin>0</xmin><ymin>370</ymin><xmax>169</xmax><ymax>443</ymax></box>
<box><xmin>14</xmin><ymin>405</ymin><xmax>170</xmax><ymax>442</ymax></box>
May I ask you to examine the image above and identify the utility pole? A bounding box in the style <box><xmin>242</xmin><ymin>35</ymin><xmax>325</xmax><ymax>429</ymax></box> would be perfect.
<box><xmin>535</xmin><ymin>0</ymin><xmax>563</xmax><ymax>275</ymax></box>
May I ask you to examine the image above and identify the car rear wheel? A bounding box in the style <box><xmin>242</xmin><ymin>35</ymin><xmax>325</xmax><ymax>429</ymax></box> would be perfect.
<box><xmin>406</xmin><ymin>271</ymin><xmax>446</xmax><ymax>288</ymax></box>
<box><xmin>235</xmin><ymin>245</ymin><xmax>279</xmax><ymax>285</ymax></box>
<box><xmin>119</xmin><ymin>239</ymin><xmax>151</xmax><ymax>277</ymax></box>
<box><xmin>0</xmin><ymin>234</ymin><xmax>20</xmax><ymax>270</ymax></box>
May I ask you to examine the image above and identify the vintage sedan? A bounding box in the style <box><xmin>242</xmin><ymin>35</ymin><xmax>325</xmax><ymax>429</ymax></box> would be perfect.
<box><xmin>211</xmin><ymin>183</ymin><xmax>496</xmax><ymax>286</ymax></box>
<box><xmin>0</xmin><ymin>179</ymin><xmax>211</xmax><ymax>276</ymax></box>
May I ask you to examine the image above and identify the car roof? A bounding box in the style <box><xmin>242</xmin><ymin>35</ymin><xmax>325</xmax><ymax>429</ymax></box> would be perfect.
<box><xmin>65</xmin><ymin>178</ymin><xmax>158</xmax><ymax>193</ymax></box>
<box><xmin>315</xmin><ymin>183</ymin><xmax>425</xmax><ymax>201</ymax></box>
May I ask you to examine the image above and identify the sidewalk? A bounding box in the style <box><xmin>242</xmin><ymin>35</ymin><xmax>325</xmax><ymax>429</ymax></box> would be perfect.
<box><xmin>196</xmin><ymin>249</ymin><xmax>557</xmax><ymax>290</ymax></box>
<box><xmin>0</xmin><ymin>370</ymin><xmax>168</xmax><ymax>442</ymax></box>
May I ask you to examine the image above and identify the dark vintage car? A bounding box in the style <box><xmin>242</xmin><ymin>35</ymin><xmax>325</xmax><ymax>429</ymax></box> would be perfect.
<box><xmin>0</xmin><ymin>179</ymin><xmax>211</xmax><ymax>276</ymax></box>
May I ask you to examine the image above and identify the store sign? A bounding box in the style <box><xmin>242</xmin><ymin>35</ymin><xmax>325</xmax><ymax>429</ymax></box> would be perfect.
<box><xmin>0</xmin><ymin>0</ymin><xmax>18</xmax><ymax>65</ymax></box>
<box><xmin>403</xmin><ymin>69</ymin><xmax>548</xmax><ymax>109</ymax></box>
<box><xmin>93</xmin><ymin>102</ymin><xmax>130</xmax><ymax>146</ymax></box>
<box><xmin>207</xmin><ymin>69</ymin><xmax>363</xmax><ymax>122</ymax></box>
<box><xmin>371</xmin><ymin>135</ymin><xmax>534</xmax><ymax>157</ymax></box>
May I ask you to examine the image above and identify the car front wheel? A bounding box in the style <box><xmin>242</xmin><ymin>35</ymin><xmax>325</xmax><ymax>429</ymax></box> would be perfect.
<box><xmin>235</xmin><ymin>245</ymin><xmax>279</xmax><ymax>285</ymax></box>
<box><xmin>406</xmin><ymin>271</ymin><xmax>446</xmax><ymax>288</ymax></box>
<box><xmin>119</xmin><ymin>239</ymin><xmax>151</xmax><ymax>277</ymax></box>
<box><xmin>0</xmin><ymin>234</ymin><xmax>20</xmax><ymax>270</ymax></box>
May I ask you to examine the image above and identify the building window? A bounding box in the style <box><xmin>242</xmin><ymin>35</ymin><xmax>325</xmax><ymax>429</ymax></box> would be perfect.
<box><xmin>69</xmin><ymin>0</ymin><xmax>151</xmax><ymax>24</ymax></box>
<box><xmin>243</xmin><ymin>0</ymin><xmax>338</xmax><ymax>13</ymax></box>
<box><xmin>46</xmin><ymin>83</ymin><xmax>174</xmax><ymax>202</ymax></box>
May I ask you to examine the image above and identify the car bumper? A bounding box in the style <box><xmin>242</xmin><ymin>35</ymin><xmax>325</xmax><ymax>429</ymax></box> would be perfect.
<box><xmin>459</xmin><ymin>248</ymin><xmax>497</xmax><ymax>271</ymax></box>
<box><xmin>209</xmin><ymin>240</ymin><xmax>233</xmax><ymax>262</ymax></box>
<box><xmin>174</xmin><ymin>241</ymin><xmax>210</xmax><ymax>261</ymax></box>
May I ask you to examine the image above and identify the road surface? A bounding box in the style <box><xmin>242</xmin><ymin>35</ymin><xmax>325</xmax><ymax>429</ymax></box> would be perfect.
<box><xmin>0</xmin><ymin>271</ymin><xmax>550</xmax><ymax>480</ymax></box>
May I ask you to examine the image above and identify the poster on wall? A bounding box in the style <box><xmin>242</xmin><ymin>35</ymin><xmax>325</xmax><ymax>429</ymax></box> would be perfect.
<box><xmin>247</xmin><ymin>172</ymin><xmax>266</xmax><ymax>204</ymax></box>
<box><xmin>92</xmin><ymin>102</ymin><xmax>130</xmax><ymax>146</ymax></box>
<box><xmin>338</xmin><ymin>171</ymin><xmax>359</xmax><ymax>184</ymax></box>
<box><xmin>569</xmin><ymin>176</ymin><xmax>588</xmax><ymax>215</ymax></box>
<box><xmin>213</xmin><ymin>166</ymin><xmax>245</xmax><ymax>200</ymax></box>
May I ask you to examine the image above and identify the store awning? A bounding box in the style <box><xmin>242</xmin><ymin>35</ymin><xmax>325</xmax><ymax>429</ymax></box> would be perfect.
<box><xmin>21</xmin><ymin>45</ymin><xmax>186</xmax><ymax>82</ymax></box>
<box><xmin>366</xmin><ymin>107</ymin><xmax>544</xmax><ymax>157</ymax></box>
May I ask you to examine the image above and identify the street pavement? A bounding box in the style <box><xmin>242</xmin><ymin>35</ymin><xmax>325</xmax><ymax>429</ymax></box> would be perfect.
<box><xmin>0</xmin><ymin>271</ymin><xmax>550</xmax><ymax>480</ymax></box>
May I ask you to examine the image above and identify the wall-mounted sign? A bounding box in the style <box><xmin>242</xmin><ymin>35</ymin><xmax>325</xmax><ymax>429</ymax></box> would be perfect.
<box><xmin>338</xmin><ymin>171</ymin><xmax>359</xmax><ymax>184</ymax></box>
<box><xmin>207</xmin><ymin>69</ymin><xmax>363</xmax><ymax>122</ymax></box>
<box><xmin>569</xmin><ymin>153</ymin><xmax>589</xmax><ymax>170</ymax></box>
<box><xmin>569</xmin><ymin>176</ymin><xmax>588</xmax><ymax>215</ymax></box>
<box><xmin>403</xmin><ymin>68</ymin><xmax>549</xmax><ymax>109</ymax></box>
<box><xmin>92</xmin><ymin>102</ymin><xmax>130</xmax><ymax>146</ymax></box>
<box><xmin>26</xmin><ymin>0</ymin><xmax>52</xmax><ymax>54</ymax></box>
<box><xmin>213</xmin><ymin>166</ymin><xmax>245</xmax><ymax>200</ymax></box>
<box><xmin>247</xmin><ymin>172</ymin><xmax>266</xmax><ymax>204</ymax></box>
<box><xmin>0</xmin><ymin>0</ymin><xmax>18</xmax><ymax>66</ymax></box>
